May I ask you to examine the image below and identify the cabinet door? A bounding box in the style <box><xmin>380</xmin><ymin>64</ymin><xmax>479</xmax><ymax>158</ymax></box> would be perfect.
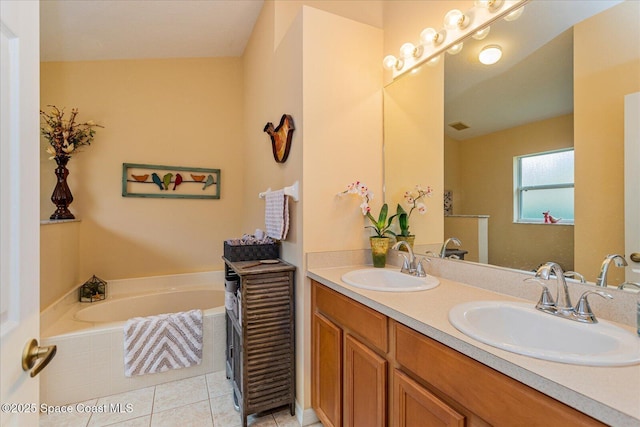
<box><xmin>393</xmin><ymin>369</ymin><xmax>464</xmax><ymax>427</ymax></box>
<box><xmin>345</xmin><ymin>334</ymin><xmax>387</xmax><ymax>427</ymax></box>
<box><xmin>312</xmin><ymin>312</ymin><xmax>342</xmax><ymax>427</ymax></box>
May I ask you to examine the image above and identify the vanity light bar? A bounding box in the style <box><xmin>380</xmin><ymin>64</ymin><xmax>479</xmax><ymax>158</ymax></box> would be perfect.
<box><xmin>384</xmin><ymin>0</ymin><xmax>529</xmax><ymax>79</ymax></box>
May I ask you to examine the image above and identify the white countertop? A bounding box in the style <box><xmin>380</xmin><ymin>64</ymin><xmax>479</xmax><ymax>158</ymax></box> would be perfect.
<box><xmin>308</xmin><ymin>265</ymin><xmax>640</xmax><ymax>427</ymax></box>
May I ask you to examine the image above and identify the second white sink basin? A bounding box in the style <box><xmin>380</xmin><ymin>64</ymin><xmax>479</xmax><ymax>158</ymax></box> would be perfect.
<box><xmin>449</xmin><ymin>301</ymin><xmax>640</xmax><ymax>366</ymax></box>
<box><xmin>341</xmin><ymin>268</ymin><xmax>439</xmax><ymax>292</ymax></box>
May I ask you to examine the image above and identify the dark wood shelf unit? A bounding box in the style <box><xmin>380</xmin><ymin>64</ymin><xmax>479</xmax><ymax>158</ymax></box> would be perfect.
<box><xmin>223</xmin><ymin>258</ymin><xmax>296</xmax><ymax>427</ymax></box>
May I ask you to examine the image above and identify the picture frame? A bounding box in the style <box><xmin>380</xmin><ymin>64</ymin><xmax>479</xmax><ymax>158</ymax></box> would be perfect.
<box><xmin>122</xmin><ymin>163</ymin><xmax>220</xmax><ymax>199</ymax></box>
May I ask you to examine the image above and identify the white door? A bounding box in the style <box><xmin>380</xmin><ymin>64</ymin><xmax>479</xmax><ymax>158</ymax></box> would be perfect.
<box><xmin>1</xmin><ymin>1</ymin><xmax>42</xmax><ymax>426</ymax></box>
<box><xmin>625</xmin><ymin>92</ymin><xmax>640</xmax><ymax>283</ymax></box>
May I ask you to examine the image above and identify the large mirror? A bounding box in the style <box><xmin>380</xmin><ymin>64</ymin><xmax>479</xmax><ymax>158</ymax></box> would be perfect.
<box><xmin>384</xmin><ymin>0</ymin><xmax>639</xmax><ymax>286</ymax></box>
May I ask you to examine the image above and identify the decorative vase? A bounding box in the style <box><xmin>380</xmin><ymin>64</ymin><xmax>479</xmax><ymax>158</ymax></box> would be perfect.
<box><xmin>370</xmin><ymin>236</ymin><xmax>390</xmax><ymax>268</ymax></box>
<box><xmin>50</xmin><ymin>155</ymin><xmax>75</xmax><ymax>220</ymax></box>
<box><xmin>395</xmin><ymin>235</ymin><xmax>415</xmax><ymax>251</ymax></box>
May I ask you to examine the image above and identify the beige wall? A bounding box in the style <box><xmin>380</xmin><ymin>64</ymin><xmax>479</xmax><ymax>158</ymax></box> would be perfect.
<box><xmin>574</xmin><ymin>0</ymin><xmax>640</xmax><ymax>284</ymax></box>
<box><xmin>242</xmin><ymin>1</ymin><xmax>383</xmax><ymax>414</ymax></box>
<box><xmin>445</xmin><ymin>114</ymin><xmax>575</xmax><ymax>272</ymax></box>
<box><xmin>40</xmin><ymin>221</ymin><xmax>79</xmax><ymax>309</ymax></box>
<box><xmin>384</xmin><ymin>66</ymin><xmax>444</xmax><ymax>245</ymax></box>
<box><xmin>40</xmin><ymin>58</ymin><xmax>245</xmax><ymax>283</ymax></box>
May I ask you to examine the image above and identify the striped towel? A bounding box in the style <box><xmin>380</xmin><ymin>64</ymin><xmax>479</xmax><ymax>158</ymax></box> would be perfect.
<box><xmin>265</xmin><ymin>189</ymin><xmax>289</xmax><ymax>240</ymax></box>
<box><xmin>124</xmin><ymin>309</ymin><xmax>203</xmax><ymax>377</ymax></box>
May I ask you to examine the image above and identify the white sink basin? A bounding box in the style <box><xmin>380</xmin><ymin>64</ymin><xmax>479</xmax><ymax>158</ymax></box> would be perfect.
<box><xmin>341</xmin><ymin>268</ymin><xmax>439</xmax><ymax>292</ymax></box>
<box><xmin>449</xmin><ymin>301</ymin><xmax>640</xmax><ymax>366</ymax></box>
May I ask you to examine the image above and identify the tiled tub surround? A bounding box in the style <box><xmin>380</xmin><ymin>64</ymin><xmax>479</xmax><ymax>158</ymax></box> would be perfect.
<box><xmin>307</xmin><ymin>251</ymin><xmax>640</xmax><ymax>427</ymax></box>
<box><xmin>40</xmin><ymin>272</ymin><xmax>227</xmax><ymax>406</ymax></box>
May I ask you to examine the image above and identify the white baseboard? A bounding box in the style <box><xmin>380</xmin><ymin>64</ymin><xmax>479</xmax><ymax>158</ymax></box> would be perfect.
<box><xmin>296</xmin><ymin>400</ymin><xmax>319</xmax><ymax>426</ymax></box>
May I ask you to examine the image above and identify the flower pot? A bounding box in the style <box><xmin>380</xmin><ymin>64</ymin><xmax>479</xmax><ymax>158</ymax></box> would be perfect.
<box><xmin>395</xmin><ymin>235</ymin><xmax>415</xmax><ymax>251</ymax></box>
<box><xmin>50</xmin><ymin>155</ymin><xmax>75</xmax><ymax>220</ymax></box>
<box><xmin>369</xmin><ymin>237</ymin><xmax>390</xmax><ymax>268</ymax></box>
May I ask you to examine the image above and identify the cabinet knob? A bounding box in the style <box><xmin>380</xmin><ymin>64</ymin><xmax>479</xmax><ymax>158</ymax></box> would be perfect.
<box><xmin>630</xmin><ymin>253</ymin><xmax>640</xmax><ymax>263</ymax></box>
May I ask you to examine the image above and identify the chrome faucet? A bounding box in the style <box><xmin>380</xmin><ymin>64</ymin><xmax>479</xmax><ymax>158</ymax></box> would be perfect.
<box><xmin>563</xmin><ymin>271</ymin><xmax>586</xmax><ymax>283</ymax></box>
<box><xmin>439</xmin><ymin>237</ymin><xmax>461</xmax><ymax>258</ymax></box>
<box><xmin>535</xmin><ymin>262</ymin><xmax>574</xmax><ymax>315</ymax></box>
<box><xmin>392</xmin><ymin>241</ymin><xmax>427</xmax><ymax>277</ymax></box>
<box><xmin>618</xmin><ymin>281</ymin><xmax>640</xmax><ymax>291</ymax></box>
<box><xmin>530</xmin><ymin>262</ymin><xmax>613</xmax><ymax>323</ymax></box>
<box><xmin>595</xmin><ymin>254</ymin><xmax>628</xmax><ymax>287</ymax></box>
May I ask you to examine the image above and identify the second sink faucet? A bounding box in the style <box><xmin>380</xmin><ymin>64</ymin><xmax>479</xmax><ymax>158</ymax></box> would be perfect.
<box><xmin>596</xmin><ymin>254</ymin><xmax>628</xmax><ymax>287</ymax></box>
<box><xmin>439</xmin><ymin>237</ymin><xmax>461</xmax><ymax>258</ymax></box>
<box><xmin>533</xmin><ymin>261</ymin><xmax>613</xmax><ymax>323</ymax></box>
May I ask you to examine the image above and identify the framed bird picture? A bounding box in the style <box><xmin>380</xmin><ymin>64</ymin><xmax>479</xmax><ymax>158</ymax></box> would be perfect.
<box><xmin>264</xmin><ymin>114</ymin><xmax>295</xmax><ymax>163</ymax></box>
<box><xmin>122</xmin><ymin>163</ymin><xmax>220</xmax><ymax>199</ymax></box>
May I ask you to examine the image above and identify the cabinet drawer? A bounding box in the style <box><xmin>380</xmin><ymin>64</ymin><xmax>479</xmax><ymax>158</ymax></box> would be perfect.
<box><xmin>393</xmin><ymin>321</ymin><xmax>606</xmax><ymax>427</ymax></box>
<box><xmin>312</xmin><ymin>281</ymin><xmax>388</xmax><ymax>352</ymax></box>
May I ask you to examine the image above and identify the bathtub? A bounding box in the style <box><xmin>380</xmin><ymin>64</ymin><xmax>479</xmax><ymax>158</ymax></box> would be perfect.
<box><xmin>39</xmin><ymin>271</ymin><xmax>227</xmax><ymax>406</ymax></box>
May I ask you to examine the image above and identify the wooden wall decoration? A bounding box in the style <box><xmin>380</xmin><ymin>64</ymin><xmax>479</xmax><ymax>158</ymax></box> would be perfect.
<box><xmin>122</xmin><ymin>163</ymin><xmax>220</xmax><ymax>199</ymax></box>
<box><xmin>264</xmin><ymin>114</ymin><xmax>295</xmax><ymax>163</ymax></box>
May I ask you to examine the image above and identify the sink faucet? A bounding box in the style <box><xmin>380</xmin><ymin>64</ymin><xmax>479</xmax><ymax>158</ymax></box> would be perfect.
<box><xmin>392</xmin><ymin>241</ymin><xmax>427</xmax><ymax>277</ymax></box>
<box><xmin>535</xmin><ymin>262</ymin><xmax>574</xmax><ymax>315</ymax></box>
<box><xmin>563</xmin><ymin>271</ymin><xmax>586</xmax><ymax>283</ymax></box>
<box><xmin>531</xmin><ymin>261</ymin><xmax>613</xmax><ymax>323</ymax></box>
<box><xmin>595</xmin><ymin>254</ymin><xmax>628</xmax><ymax>287</ymax></box>
<box><xmin>618</xmin><ymin>281</ymin><xmax>640</xmax><ymax>291</ymax></box>
<box><xmin>439</xmin><ymin>237</ymin><xmax>461</xmax><ymax>258</ymax></box>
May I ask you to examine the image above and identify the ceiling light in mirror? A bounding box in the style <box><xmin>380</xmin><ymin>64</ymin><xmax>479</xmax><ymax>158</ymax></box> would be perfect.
<box><xmin>478</xmin><ymin>45</ymin><xmax>502</xmax><ymax>64</ymax></box>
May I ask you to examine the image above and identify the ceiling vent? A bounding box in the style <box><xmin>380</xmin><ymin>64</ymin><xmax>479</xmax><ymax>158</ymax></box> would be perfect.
<box><xmin>448</xmin><ymin>122</ymin><xmax>470</xmax><ymax>131</ymax></box>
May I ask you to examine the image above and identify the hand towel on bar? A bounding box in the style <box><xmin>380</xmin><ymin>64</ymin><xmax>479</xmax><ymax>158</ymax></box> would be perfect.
<box><xmin>265</xmin><ymin>189</ymin><xmax>289</xmax><ymax>240</ymax></box>
<box><xmin>123</xmin><ymin>309</ymin><xmax>203</xmax><ymax>377</ymax></box>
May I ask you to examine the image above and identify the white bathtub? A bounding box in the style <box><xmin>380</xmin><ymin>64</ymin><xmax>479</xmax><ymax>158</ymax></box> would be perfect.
<box><xmin>39</xmin><ymin>271</ymin><xmax>227</xmax><ymax>406</ymax></box>
<box><xmin>74</xmin><ymin>289</ymin><xmax>224</xmax><ymax>323</ymax></box>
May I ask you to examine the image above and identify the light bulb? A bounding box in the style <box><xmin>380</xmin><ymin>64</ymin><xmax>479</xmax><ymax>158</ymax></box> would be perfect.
<box><xmin>383</xmin><ymin>55</ymin><xmax>399</xmax><ymax>70</ymax></box>
<box><xmin>472</xmin><ymin>26</ymin><xmax>490</xmax><ymax>40</ymax></box>
<box><xmin>400</xmin><ymin>42</ymin><xmax>417</xmax><ymax>59</ymax></box>
<box><xmin>447</xmin><ymin>42</ymin><xmax>463</xmax><ymax>55</ymax></box>
<box><xmin>504</xmin><ymin>6</ymin><xmax>524</xmax><ymax>21</ymax></box>
<box><xmin>420</xmin><ymin>28</ymin><xmax>446</xmax><ymax>46</ymax></box>
<box><xmin>474</xmin><ymin>0</ymin><xmax>504</xmax><ymax>12</ymax></box>
<box><xmin>478</xmin><ymin>45</ymin><xmax>502</xmax><ymax>64</ymax></box>
<box><xmin>444</xmin><ymin>9</ymin><xmax>470</xmax><ymax>30</ymax></box>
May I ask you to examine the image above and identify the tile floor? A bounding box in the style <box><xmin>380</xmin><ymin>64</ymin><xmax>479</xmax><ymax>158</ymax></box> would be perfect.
<box><xmin>40</xmin><ymin>371</ymin><xmax>322</xmax><ymax>427</ymax></box>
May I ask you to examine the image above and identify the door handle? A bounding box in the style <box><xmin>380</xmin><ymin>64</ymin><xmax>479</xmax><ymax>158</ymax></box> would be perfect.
<box><xmin>630</xmin><ymin>253</ymin><xmax>640</xmax><ymax>263</ymax></box>
<box><xmin>22</xmin><ymin>339</ymin><xmax>57</xmax><ymax>378</ymax></box>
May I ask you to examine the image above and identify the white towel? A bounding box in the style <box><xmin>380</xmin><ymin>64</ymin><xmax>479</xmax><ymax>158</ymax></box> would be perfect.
<box><xmin>124</xmin><ymin>309</ymin><xmax>203</xmax><ymax>377</ymax></box>
<box><xmin>265</xmin><ymin>189</ymin><xmax>289</xmax><ymax>240</ymax></box>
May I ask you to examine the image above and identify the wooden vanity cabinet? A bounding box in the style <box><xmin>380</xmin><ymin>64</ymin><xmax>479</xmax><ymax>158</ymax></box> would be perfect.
<box><xmin>393</xmin><ymin>322</ymin><xmax>606</xmax><ymax>427</ymax></box>
<box><xmin>311</xmin><ymin>280</ymin><xmax>607</xmax><ymax>427</ymax></box>
<box><xmin>312</xmin><ymin>281</ymin><xmax>388</xmax><ymax>427</ymax></box>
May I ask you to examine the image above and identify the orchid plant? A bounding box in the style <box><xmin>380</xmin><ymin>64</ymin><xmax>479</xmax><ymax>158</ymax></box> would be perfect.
<box><xmin>396</xmin><ymin>185</ymin><xmax>433</xmax><ymax>237</ymax></box>
<box><xmin>339</xmin><ymin>181</ymin><xmax>397</xmax><ymax>238</ymax></box>
<box><xmin>40</xmin><ymin>105</ymin><xmax>103</xmax><ymax>159</ymax></box>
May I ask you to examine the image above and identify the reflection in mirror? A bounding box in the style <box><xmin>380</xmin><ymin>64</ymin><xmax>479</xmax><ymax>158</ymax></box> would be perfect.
<box><xmin>384</xmin><ymin>0</ymin><xmax>639</xmax><ymax>287</ymax></box>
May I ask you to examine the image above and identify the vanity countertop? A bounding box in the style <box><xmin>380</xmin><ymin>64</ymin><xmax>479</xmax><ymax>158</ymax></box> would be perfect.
<box><xmin>307</xmin><ymin>265</ymin><xmax>640</xmax><ymax>427</ymax></box>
